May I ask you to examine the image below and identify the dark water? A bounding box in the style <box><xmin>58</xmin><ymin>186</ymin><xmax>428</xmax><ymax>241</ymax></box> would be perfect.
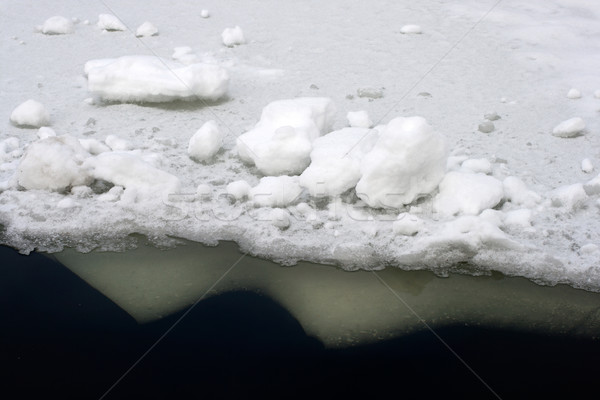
<box><xmin>1</xmin><ymin>245</ymin><xmax>598</xmax><ymax>399</ymax></box>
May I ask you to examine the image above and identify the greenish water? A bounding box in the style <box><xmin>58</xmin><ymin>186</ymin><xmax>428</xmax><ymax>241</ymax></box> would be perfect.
<box><xmin>55</xmin><ymin>239</ymin><xmax>600</xmax><ymax>347</ymax></box>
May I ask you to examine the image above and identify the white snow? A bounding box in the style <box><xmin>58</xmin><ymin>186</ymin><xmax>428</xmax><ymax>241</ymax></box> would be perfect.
<box><xmin>135</xmin><ymin>21</ymin><xmax>158</xmax><ymax>37</ymax></box>
<box><xmin>584</xmin><ymin>174</ymin><xmax>600</xmax><ymax>195</ymax></box>
<box><xmin>17</xmin><ymin>136</ymin><xmax>91</xmax><ymax>191</ymax></box>
<box><xmin>10</xmin><ymin>100</ymin><xmax>50</xmax><ymax>128</ymax></box>
<box><xmin>236</xmin><ymin>97</ymin><xmax>336</xmax><ymax>176</ymax></box>
<box><xmin>552</xmin><ymin>117</ymin><xmax>585</xmax><ymax>138</ymax></box>
<box><xmin>222</xmin><ymin>26</ymin><xmax>245</xmax><ymax>47</ymax></box>
<box><xmin>41</xmin><ymin>16</ymin><xmax>74</xmax><ymax>35</ymax></box>
<box><xmin>550</xmin><ymin>183</ymin><xmax>588</xmax><ymax>210</ymax></box>
<box><xmin>269</xmin><ymin>208</ymin><xmax>291</xmax><ymax>229</ymax></box>
<box><xmin>393</xmin><ymin>213</ymin><xmax>424</xmax><ymax>236</ymax></box>
<box><xmin>581</xmin><ymin>158</ymin><xmax>594</xmax><ymax>173</ymax></box>
<box><xmin>201</xmin><ymin>10</ymin><xmax>210</xmax><ymax>18</ymax></box>
<box><xmin>85</xmin><ymin>55</ymin><xmax>229</xmax><ymax>102</ymax></box>
<box><xmin>502</xmin><ymin>176</ymin><xmax>542</xmax><ymax>208</ymax></box>
<box><xmin>461</xmin><ymin>158</ymin><xmax>492</xmax><ymax>174</ymax></box>
<box><xmin>97</xmin><ymin>14</ymin><xmax>126</xmax><ymax>31</ymax></box>
<box><xmin>188</xmin><ymin>120</ymin><xmax>223</xmax><ymax>162</ymax></box>
<box><xmin>249</xmin><ymin>176</ymin><xmax>303</xmax><ymax>207</ymax></box>
<box><xmin>356</xmin><ymin>116</ymin><xmax>447</xmax><ymax>208</ymax></box>
<box><xmin>346</xmin><ymin>110</ymin><xmax>372</xmax><ymax>128</ymax></box>
<box><xmin>594</xmin><ymin>89</ymin><xmax>600</xmax><ymax>99</ymax></box>
<box><xmin>434</xmin><ymin>171</ymin><xmax>504</xmax><ymax>216</ymax></box>
<box><xmin>226</xmin><ymin>180</ymin><xmax>251</xmax><ymax>201</ymax></box>
<box><xmin>37</xmin><ymin>127</ymin><xmax>56</xmax><ymax>139</ymax></box>
<box><xmin>104</xmin><ymin>135</ymin><xmax>131</xmax><ymax>151</ymax></box>
<box><xmin>400</xmin><ymin>24</ymin><xmax>422</xmax><ymax>34</ymax></box>
<box><xmin>503</xmin><ymin>208</ymin><xmax>533</xmax><ymax>228</ymax></box>
<box><xmin>566</xmin><ymin>88</ymin><xmax>581</xmax><ymax>99</ymax></box>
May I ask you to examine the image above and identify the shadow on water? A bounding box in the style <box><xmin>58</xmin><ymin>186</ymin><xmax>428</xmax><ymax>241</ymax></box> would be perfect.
<box><xmin>1</xmin><ymin>246</ymin><xmax>599</xmax><ymax>399</ymax></box>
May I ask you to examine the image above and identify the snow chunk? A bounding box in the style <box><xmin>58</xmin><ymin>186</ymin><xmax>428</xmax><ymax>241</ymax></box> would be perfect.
<box><xmin>17</xmin><ymin>136</ymin><xmax>91</xmax><ymax>191</ymax></box>
<box><xmin>434</xmin><ymin>172</ymin><xmax>504</xmax><ymax>216</ymax></box>
<box><xmin>10</xmin><ymin>99</ymin><xmax>50</xmax><ymax>128</ymax></box>
<box><xmin>37</xmin><ymin>127</ymin><xmax>56</xmax><ymax>139</ymax></box>
<box><xmin>581</xmin><ymin>243</ymin><xmax>598</xmax><ymax>254</ymax></box>
<box><xmin>400</xmin><ymin>24</ymin><xmax>422</xmax><ymax>34</ymax></box>
<box><xmin>188</xmin><ymin>120</ymin><xmax>223</xmax><ymax>162</ymax></box>
<box><xmin>201</xmin><ymin>10</ymin><xmax>210</xmax><ymax>18</ymax></box>
<box><xmin>550</xmin><ymin>183</ymin><xmax>587</xmax><ymax>210</ymax></box>
<box><xmin>222</xmin><ymin>26</ymin><xmax>245</xmax><ymax>47</ymax></box>
<box><xmin>79</xmin><ymin>138</ymin><xmax>111</xmax><ymax>155</ymax></box>
<box><xmin>41</xmin><ymin>16</ymin><xmax>74</xmax><ymax>35</ymax></box>
<box><xmin>478</xmin><ymin>121</ymin><xmax>495</xmax><ymax>133</ymax></box>
<box><xmin>357</xmin><ymin>87</ymin><xmax>383</xmax><ymax>99</ymax></box>
<box><xmin>97</xmin><ymin>14</ymin><xmax>126</xmax><ymax>31</ymax></box>
<box><xmin>300</xmin><ymin>127</ymin><xmax>377</xmax><ymax>197</ymax></box>
<box><xmin>503</xmin><ymin>209</ymin><xmax>533</xmax><ymax>228</ymax></box>
<box><xmin>581</xmin><ymin>158</ymin><xmax>594</xmax><ymax>173</ymax></box>
<box><xmin>347</xmin><ymin>110</ymin><xmax>372</xmax><ymax>128</ymax></box>
<box><xmin>135</xmin><ymin>21</ymin><xmax>158</xmax><ymax>37</ymax></box>
<box><xmin>503</xmin><ymin>176</ymin><xmax>541</xmax><ymax>208</ymax></box>
<box><xmin>237</xmin><ymin>97</ymin><xmax>336</xmax><ymax>176</ymax></box>
<box><xmin>356</xmin><ymin>116</ymin><xmax>447</xmax><ymax>208</ymax></box>
<box><xmin>461</xmin><ymin>158</ymin><xmax>492</xmax><ymax>174</ymax></box>
<box><xmin>594</xmin><ymin>90</ymin><xmax>600</xmax><ymax>99</ymax></box>
<box><xmin>552</xmin><ymin>117</ymin><xmax>585</xmax><ymax>138</ymax></box>
<box><xmin>57</xmin><ymin>198</ymin><xmax>79</xmax><ymax>209</ymax></box>
<box><xmin>85</xmin><ymin>55</ymin><xmax>229</xmax><ymax>102</ymax></box>
<box><xmin>270</xmin><ymin>208</ymin><xmax>291</xmax><ymax>229</ymax></box>
<box><xmin>82</xmin><ymin>152</ymin><xmax>181</xmax><ymax>199</ymax></box>
<box><xmin>566</xmin><ymin>88</ymin><xmax>581</xmax><ymax>99</ymax></box>
<box><xmin>583</xmin><ymin>174</ymin><xmax>600</xmax><ymax>195</ymax></box>
<box><xmin>393</xmin><ymin>213</ymin><xmax>424</xmax><ymax>236</ymax></box>
<box><xmin>105</xmin><ymin>135</ymin><xmax>132</xmax><ymax>151</ymax></box>
<box><xmin>249</xmin><ymin>176</ymin><xmax>303</xmax><ymax>207</ymax></box>
<box><xmin>226</xmin><ymin>180</ymin><xmax>251</xmax><ymax>201</ymax></box>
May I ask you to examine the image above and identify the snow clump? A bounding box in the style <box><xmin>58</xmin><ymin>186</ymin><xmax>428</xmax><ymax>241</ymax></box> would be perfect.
<box><xmin>550</xmin><ymin>183</ymin><xmax>587</xmax><ymax>210</ymax></box>
<box><xmin>502</xmin><ymin>176</ymin><xmax>542</xmax><ymax>208</ymax></box>
<box><xmin>188</xmin><ymin>120</ymin><xmax>223</xmax><ymax>162</ymax></box>
<box><xmin>400</xmin><ymin>25</ymin><xmax>422</xmax><ymax>34</ymax></box>
<box><xmin>201</xmin><ymin>10</ymin><xmax>210</xmax><ymax>18</ymax></box>
<box><xmin>40</xmin><ymin>16</ymin><xmax>74</xmax><ymax>35</ymax></box>
<box><xmin>135</xmin><ymin>22</ymin><xmax>158</xmax><ymax>37</ymax></box>
<box><xmin>97</xmin><ymin>14</ymin><xmax>127</xmax><ymax>31</ymax></box>
<box><xmin>434</xmin><ymin>172</ymin><xmax>504</xmax><ymax>216</ymax></box>
<box><xmin>226</xmin><ymin>180</ymin><xmax>252</xmax><ymax>201</ymax></box>
<box><xmin>249</xmin><ymin>176</ymin><xmax>303</xmax><ymax>207</ymax></box>
<box><xmin>393</xmin><ymin>213</ymin><xmax>424</xmax><ymax>236</ymax></box>
<box><xmin>356</xmin><ymin>116</ymin><xmax>447</xmax><ymax>209</ymax></box>
<box><xmin>17</xmin><ymin>136</ymin><xmax>91</xmax><ymax>191</ymax></box>
<box><xmin>84</xmin><ymin>55</ymin><xmax>229</xmax><ymax>102</ymax></box>
<box><xmin>236</xmin><ymin>97</ymin><xmax>336</xmax><ymax>176</ymax></box>
<box><xmin>10</xmin><ymin>100</ymin><xmax>50</xmax><ymax>128</ymax></box>
<box><xmin>37</xmin><ymin>127</ymin><xmax>57</xmax><ymax>139</ymax></box>
<box><xmin>552</xmin><ymin>117</ymin><xmax>585</xmax><ymax>138</ymax></box>
<box><xmin>222</xmin><ymin>26</ymin><xmax>245</xmax><ymax>47</ymax></box>
<box><xmin>347</xmin><ymin>110</ymin><xmax>373</xmax><ymax>128</ymax></box>
<box><xmin>566</xmin><ymin>88</ymin><xmax>581</xmax><ymax>99</ymax></box>
<box><xmin>581</xmin><ymin>158</ymin><xmax>594</xmax><ymax>173</ymax></box>
<box><xmin>299</xmin><ymin>127</ymin><xmax>378</xmax><ymax>197</ymax></box>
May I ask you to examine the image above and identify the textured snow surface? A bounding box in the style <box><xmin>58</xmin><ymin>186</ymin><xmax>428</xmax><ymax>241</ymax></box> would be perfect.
<box><xmin>1</xmin><ymin>0</ymin><xmax>600</xmax><ymax>292</ymax></box>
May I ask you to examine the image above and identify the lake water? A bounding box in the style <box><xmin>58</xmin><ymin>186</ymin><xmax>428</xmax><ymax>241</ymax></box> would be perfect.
<box><xmin>1</xmin><ymin>242</ymin><xmax>599</xmax><ymax>398</ymax></box>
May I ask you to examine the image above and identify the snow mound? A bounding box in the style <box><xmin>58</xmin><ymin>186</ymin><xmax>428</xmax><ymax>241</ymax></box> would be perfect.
<box><xmin>222</xmin><ymin>26</ymin><xmax>245</xmax><ymax>47</ymax></box>
<box><xmin>236</xmin><ymin>98</ymin><xmax>336</xmax><ymax>176</ymax></box>
<box><xmin>82</xmin><ymin>152</ymin><xmax>181</xmax><ymax>200</ymax></box>
<box><xmin>400</xmin><ymin>24</ymin><xmax>422</xmax><ymax>34</ymax></box>
<box><xmin>41</xmin><ymin>16</ymin><xmax>74</xmax><ymax>35</ymax></box>
<box><xmin>550</xmin><ymin>183</ymin><xmax>587</xmax><ymax>210</ymax></box>
<box><xmin>249</xmin><ymin>176</ymin><xmax>303</xmax><ymax>207</ymax></box>
<box><xmin>393</xmin><ymin>213</ymin><xmax>424</xmax><ymax>236</ymax></box>
<box><xmin>299</xmin><ymin>127</ymin><xmax>378</xmax><ymax>197</ymax></box>
<box><xmin>97</xmin><ymin>14</ymin><xmax>126</xmax><ymax>31</ymax></box>
<box><xmin>356</xmin><ymin>116</ymin><xmax>447</xmax><ymax>208</ymax></box>
<box><xmin>17</xmin><ymin>136</ymin><xmax>91</xmax><ymax>191</ymax></box>
<box><xmin>434</xmin><ymin>172</ymin><xmax>504</xmax><ymax>216</ymax></box>
<box><xmin>552</xmin><ymin>117</ymin><xmax>585</xmax><ymax>138</ymax></box>
<box><xmin>136</xmin><ymin>21</ymin><xmax>158</xmax><ymax>37</ymax></box>
<box><xmin>347</xmin><ymin>110</ymin><xmax>372</xmax><ymax>128</ymax></box>
<box><xmin>10</xmin><ymin>100</ymin><xmax>50</xmax><ymax>128</ymax></box>
<box><xmin>567</xmin><ymin>88</ymin><xmax>581</xmax><ymax>99</ymax></box>
<box><xmin>503</xmin><ymin>176</ymin><xmax>542</xmax><ymax>208</ymax></box>
<box><xmin>85</xmin><ymin>55</ymin><xmax>229</xmax><ymax>102</ymax></box>
<box><xmin>188</xmin><ymin>120</ymin><xmax>223</xmax><ymax>162</ymax></box>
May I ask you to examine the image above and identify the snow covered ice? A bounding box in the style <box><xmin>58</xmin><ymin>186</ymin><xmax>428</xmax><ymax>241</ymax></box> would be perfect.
<box><xmin>40</xmin><ymin>16</ymin><xmax>74</xmax><ymax>35</ymax></box>
<box><xmin>1</xmin><ymin>0</ymin><xmax>600</xmax><ymax>297</ymax></box>
<box><xmin>135</xmin><ymin>21</ymin><xmax>158</xmax><ymax>37</ymax></box>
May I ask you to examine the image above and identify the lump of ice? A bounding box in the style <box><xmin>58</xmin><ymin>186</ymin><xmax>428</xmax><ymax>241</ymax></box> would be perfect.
<box><xmin>37</xmin><ymin>127</ymin><xmax>56</xmax><ymax>139</ymax></box>
<box><xmin>299</xmin><ymin>127</ymin><xmax>378</xmax><ymax>197</ymax></box>
<box><xmin>188</xmin><ymin>120</ymin><xmax>223</xmax><ymax>162</ymax></box>
<box><xmin>85</xmin><ymin>55</ymin><xmax>229</xmax><ymax>102</ymax></box>
<box><xmin>82</xmin><ymin>152</ymin><xmax>181</xmax><ymax>200</ymax></box>
<box><xmin>478</xmin><ymin>121</ymin><xmax>495</xmax><ymax>133</ymax></box>
<box><xmin>201</xmin><ymin>10</ymin><xmax>210</xmax><ymax>18</ymax></box>
<box><xmin>105</xmin><ymin>135</ymin><xmax>132</xmax><ymax>151</ymax></box>
<box><xmin>41</xmin><ymin>16</ymin><xmax>74</xmax><ymax>35</ymax></box>
<box><xmin>79</xmin><ymin>138</ymin><xmax>111</xmax><ymax>155</ymax></box>
<box><xmin>566</xmin><ymin>88</ymin><xmax>581</xmax><ymax>99</ymax></box>
<box><xmin>502</xmin><ymin>176</ymin><xmax>542</xmax><ymax>208</ymax></box>
<box><xmin>135</xmin><ymin>21</ymin><xmax>158</xmax><ymax>37</ymax></box>
<box><xmin>226</xmin><ymin>180</ymin><xmax>251</xmax><ymax>201</ymax></box>
<box><xmin>503</xmin><ymin>208</ymin><xmax>533</xmax><ymax>228</ymax></box>
<box><xmin>400</xmin><ymin>24</ymin><xmax>422</xmax><ymax>34</ymax></box>
<box><xmin>461</xmin><ymin>158</ymin><xmax>492</xmax><ymax>174</ymax></box>
<box><xmin>583</xmin><ymin>174</ymin><xmax>600</xmax><ymax>195</ymax></box>
<box><xmin>356</xmin><ymin>116</ymin><xmax>447</xmax><ymax>208</ymax></box>
<box><xmin>270</xmin><ymin>208</ymin><xmax>291</xmax><ymax>229</ymax></box>
<box><xmin>347</xmin><ymin>110</ymin><xmax>372</xmax><ymax>128</ymax></box>
<box><xmin>393</xmin><ymin>213</ymin><xmax>424</xmax><ymax>236</ymax></box>
<box><xmin>10</xmin><ymin>99</ymin><xmax>50</xmax><ymax>128</ymax></box>
<box><xmin>249</xmin><ymin>176</ymin><xmax>303</xmax><ymax>207</ymax></box>
<box><xmin>17</xmin><ymin>136</ymin><xmax>92</xmax><ymax>191</ymax></box>
<box><xmin>357</xmin><ymin>87</ymin><xmax>383</xmax><ymax>99</ymax></box>
<box><xmin>97</xmin><ymin>14</ymin><xmax>126</xmax><ymax>31</ymax></box>
<box><xmin>236</xmin><ymin>97</ymin><xmax>336</xmax><ymax>176</ymax></box>
<box><xmin>434</xmin><ymin>171</ymin><xmax>504</xmax><ymax>216</ymax></box>
<box><xmin>550</xmin><ymin>183</ymin><xmax>587</xmax><ymax>210</ymax></box>
<box><xmin>222</xmin><ymin>26</ymin><xmax>245</xmax><ymax>47</ymax></box>
<box><xmin>581</xmin><ymin>158</ymin><xmax>594</xmax><ymax>173</ymax></box>
<box><xmin>552</xmin><ymin>117</ymin><xmax>585</xmax><ymax>138</ymax></box>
